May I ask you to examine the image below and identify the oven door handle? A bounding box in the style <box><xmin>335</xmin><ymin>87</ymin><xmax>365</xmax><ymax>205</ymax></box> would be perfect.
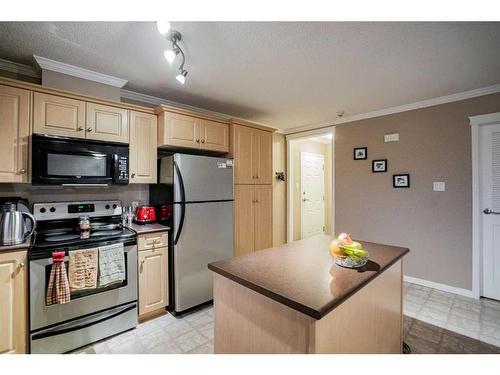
<box><xmin>31</xmin><ymin>302</ymin><xmax>136</xmax><ymax>340</ymax></box>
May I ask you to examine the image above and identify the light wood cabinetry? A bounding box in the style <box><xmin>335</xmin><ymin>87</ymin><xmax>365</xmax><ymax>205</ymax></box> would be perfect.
<box><xmin>129</xmin><ymin>111</ymin><xmax>157</xmax><ymax>184</ymax></box>
<box><xmin>33</xmin><ymin>92</ymin><xmax>86</xmax><ymax>139</ymax></box>
<box><xmin>232</xmin><ymin>124</ymin><xmax>273</xmax><ymax>184</ymax></box>
<box><xmin>234</xmin><ymin>185</ymin><xmax>273</xmax><ymax>256</ymax></box>
<box><xmin>137</xmin><ymin>231</ymin><xmax>169</xmax><ymax>319</ymax></box>
<box><xmin>157</xmin><ymin>107</ymin><xmax>229</xmax><ymax>153</ymax></box>
<box><xmin>0</xmin><ymin>85</ymin><xmax>31</xmax><ymax>183</ymax></box>
<box><xmin>86</xmin><ymin>103</ymin><xmax>129</xmax><ymax>143</ymax></box>
<box><xmin>0</xmin><ymin>250</ymin><xmax>27</xmax><ymax>354</ymax></box>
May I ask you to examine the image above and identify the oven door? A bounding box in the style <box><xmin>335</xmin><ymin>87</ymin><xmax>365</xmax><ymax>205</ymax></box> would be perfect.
<box><xmin>31</xmin><ymin>134</ymin><xmax>128</xmax><ymax>185</ymax></box>
<box><xmin>29</xmin><ymin>241</ymin><xmax>137</xmax><ymax>332</ymax></box>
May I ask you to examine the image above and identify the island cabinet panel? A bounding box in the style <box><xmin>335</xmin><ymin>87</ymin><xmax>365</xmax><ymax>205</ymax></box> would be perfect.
<box><xmin>0</xmin><ymin>85</ymin><xmax>31</xmax><ymax>183</ymax></box>
<box><xmin>158</xmin><ymin>111</ymin><xmax>201</xmax><ymax>149</ymax></box>
<box><xmin>86</xmin><ymin>103</ymin><xmax>129</xmax><ymax>143</ymax></box>
<box><xmin>200</xmin><ymin>119</ymin><xmax>229</xmax><ymax>153</ymax></box>
<box><xmin>33</xmin><ymin>92</ymin><xmax>86</xmax><ymax>139</ymax></box>
<box><xmin>234</xmin><ymin>185</ymin><xmax>255</xmax><ymax>256</ymax></box>
<box><xmin>0</xmin><ymin>250</ymin><xmax>27</xmax><ymax>354</ymax></box>
<box><xmin>129</xmin><ymin>111</ymin><xmax>157</xmax><ymax>184</ymax></box>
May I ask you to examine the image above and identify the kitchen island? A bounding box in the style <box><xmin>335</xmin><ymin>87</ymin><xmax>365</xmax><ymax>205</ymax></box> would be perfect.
<box><xmin>208</xmin><ymin>234</ymin><xmax>409</xmax><ymax>354</ymax></box>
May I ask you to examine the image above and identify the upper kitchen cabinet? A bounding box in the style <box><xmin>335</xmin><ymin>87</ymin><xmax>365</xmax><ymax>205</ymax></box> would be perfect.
<box><xmin>200</xmin><ymin>119</ymin><xmax>229</xmax><ymax>153</ymax></box>
<box><xmin>33</xmin><ymin>92</ymin><xmax>86</xmax><ymax>139</ymax></box>
<box><xmin>156</xmin><ymin>105</ymin><xmax>229</xmax><ymax>153</ymax></box>
<box><xmin>129</xmin><ymin>111</ymin><xmax>157</xmax><ymax>184</ymax></box>
<box><xmin>86</xmin><ymin>103</ymin><xmax>129</xmax><ymax>143</ymax></box>
<box><xmin>0</xmin><ymin>85</ymin><xmax>31</xmax><ymax>183</ymax></box>
<box><xmin>231</xmin><ymin>122</ymin><xmax>273</xmax><ymax>185</ymax></box>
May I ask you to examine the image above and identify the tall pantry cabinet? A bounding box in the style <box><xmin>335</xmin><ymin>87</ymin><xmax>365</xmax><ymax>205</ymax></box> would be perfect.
<box><xmin>231</xmin><ymin>120</ymin><xmax>274</xmax><ymax>256</ymax></box>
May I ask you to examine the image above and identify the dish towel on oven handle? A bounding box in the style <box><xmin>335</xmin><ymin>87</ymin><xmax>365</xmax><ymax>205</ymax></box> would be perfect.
<box><xmin>98</xmin><ymin>243</ymin><xmax>125</xmax><ymax>287</ymax></box>
<box><xmin>46</xmin><ymin>251</ymin><xmax>71</xmax><ymax>305</ymax></box>
<box><xmin>68</xmin><ymin>248</ymin><xmax>99</xmax><ymax>291</ymax></box>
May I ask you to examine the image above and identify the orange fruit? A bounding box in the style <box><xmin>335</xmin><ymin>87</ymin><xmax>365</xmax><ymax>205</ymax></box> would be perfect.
<box><xmin>330</xmin><ymin>239</ymin><xmax>347</xmax><ymax>257</ymax></box>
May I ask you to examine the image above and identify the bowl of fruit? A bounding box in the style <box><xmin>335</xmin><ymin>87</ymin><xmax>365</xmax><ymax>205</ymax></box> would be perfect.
<box><xmin>330</xmin><ymin>233</ymin><xmax>369</xmax><ymax>268</ymax></box>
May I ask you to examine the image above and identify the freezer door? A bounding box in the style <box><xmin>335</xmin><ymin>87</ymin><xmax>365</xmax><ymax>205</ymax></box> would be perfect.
<box><xmin>173</xmin><ymin>200</ymin><xmax>234</xmax><ymax>312</ymax></box>
<box><xmin>174</xmin><ymin>154</ymin><xmax>233</xmax><ymax>202</ymax></box>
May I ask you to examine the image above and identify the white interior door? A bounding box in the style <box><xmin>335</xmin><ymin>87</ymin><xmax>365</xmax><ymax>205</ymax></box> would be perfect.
<box><xmin>301</xmin><ymin>152</ymin><xmax>325</xmax><ymax>239</ymax></box>
<box><xmin>480</xmin><ymin>123</ymin><xmax>500</xmax><ymax>300</ymax></box>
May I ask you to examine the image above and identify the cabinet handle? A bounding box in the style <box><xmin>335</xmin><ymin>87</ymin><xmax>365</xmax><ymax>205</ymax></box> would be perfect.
<box><xmin>18</xmin><ymin>168</ymin><xmax>27</xmax><ymax>174</ymax></box>
<box><xmin>87</xmin><ymin>127</ymin><xmax>93</xmax><ymax>132</ymax></box>
<box><xmin>196</xmin><ymin>139</ymin><xmax>200</xmax><ymax>143</ymax></box>
<box><xmin>78</xmin><ymin>126</ymin><xmax>84</xmax><ymax>131</ymax></box>
<box><xmin>131</xmin><ymin>173</ymin><xmax>136</xmax><ymax>178</ymax></box>
<box><xmin>140</xmin><ymin>260</ymin><xmax>145</xmax><ymax>265</ymax></box>
<box><xmin>201</xmin><ymin>139</ymin><xmax>205</xmax><ymax>143</ymax></box>
<box><xmin>19</xmin><ymin>262</ymin><xmax>25</xmax><ymax>268</ymax></box>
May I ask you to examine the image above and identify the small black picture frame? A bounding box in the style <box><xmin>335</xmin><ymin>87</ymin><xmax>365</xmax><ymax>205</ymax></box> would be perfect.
<box><xmin>393</xmin><ymin>174</ymin><xmax>410</xmax><ymax>188</ymax></box>
<box><xmin>353</xmin><ymin>147</ymin><xmax>367</xmax><ymax>160</ymax></box>
<box><xmin>372</xmin><ymin>159</ymin><xmax>387</xmax><ymax>173</ymax></box>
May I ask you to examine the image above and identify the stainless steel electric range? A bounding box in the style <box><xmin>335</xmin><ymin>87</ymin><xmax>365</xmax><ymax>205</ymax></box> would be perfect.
<box><xmin>29</xmin><ymin>200</ymin><xmax>138</xmax><ymax>354</ymax></box>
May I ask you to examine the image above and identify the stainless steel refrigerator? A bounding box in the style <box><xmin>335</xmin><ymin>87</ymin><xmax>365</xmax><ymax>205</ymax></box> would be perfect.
<box><xmin>150</xmin><ymin>153</ymin><xmax>234</xmax><ymax>314</ymax></box>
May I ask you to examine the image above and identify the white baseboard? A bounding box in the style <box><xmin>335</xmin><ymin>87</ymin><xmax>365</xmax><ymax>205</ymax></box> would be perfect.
<box><xmin>404</xmin><ymin>275</ymin><xmax>475</xmax><ymax>299</ymax></box>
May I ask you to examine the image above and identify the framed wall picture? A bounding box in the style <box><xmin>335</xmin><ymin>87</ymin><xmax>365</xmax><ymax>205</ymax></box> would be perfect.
<box><xmin>353</xmin><ymin>147</ymin><xmax>367</xmax><ymax>160</ymax></box>
<box><xmin>393</xmin><ymin>174</ymin><xmax>410</xmax><ymax>188</ymax></box>
<box><xmin>372</xmin><ymin>159</ymin><xmax>387</xmax><ymax>173</ymax></box>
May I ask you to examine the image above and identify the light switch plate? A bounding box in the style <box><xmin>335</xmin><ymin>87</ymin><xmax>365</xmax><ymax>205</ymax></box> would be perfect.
<box><xmin>384</xmin><ymin>133</ymin><xmax>399</xmax><ymax>142</ymax></box>
<box><xmin>433</xmin><ymin>182</ymin><xmax>446</xmax><ymax>191</ymax></box>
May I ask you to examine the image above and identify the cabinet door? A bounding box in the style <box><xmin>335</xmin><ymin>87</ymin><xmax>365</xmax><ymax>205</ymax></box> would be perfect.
<box><xmin>200</xmin><ymin>119</ymin><xmax>229</xmax><ymax>153</ymax></box>
<box><xmin>33</xmin><ymin>92</ymin><xmax>85</xmax><ymax>138</ymax></box>
<box><xmin>86</xmin><ymin>103</ymin><xmax>129</xmax><ymax>143</ymax></box>
<box><xmin>129</xmin><ymin>111</ymin><xmax>157</xmax><ymax>184</ymax></box>
<box><xmin>0</xmin><ymin>250</ymin><xmax>27</xmax><ymax>354</ymax></box>
<box><xmin>0</xmin><ymin>86</ymin><xmax>30</xmax><ymax>183</ymax></box>
<box><xmin>254</xmin><ymin>185</ymin><xmax>273</xmax><ymax>251</ymax></box>
<box><xmin>234</xmin><ymin>185</ymin><xmax>255</xmax><ymax>256</ymax></box>
<box><xmin>138</xmin><ymin>247</ymin><xmax>168</xmax><ymax>316</ymax></box>
<box><xmin>253</xmin><ymin>129</ymin><xmax>273</xmax><ymax>185</ymax></box>
<box><xmin>233</xmin><ymin>125</ymin><xmax>255</xmax><ymax>184</ymax></box>
<box><xmin>159</xmin><ymin>112</ymin><xmax>201</xmax><ymax>149</ymax></box>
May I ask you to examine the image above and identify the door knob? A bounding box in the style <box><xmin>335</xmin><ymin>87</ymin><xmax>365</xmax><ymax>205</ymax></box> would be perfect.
<box><xmin>483</xmin><ymin>208</ymin><xmax>500</xmax><ymax>215</ymax></box>
<box><xmin>86</xmin><ymin>127</ymin><xmax>93</xmax><ymax>132</ymax></box>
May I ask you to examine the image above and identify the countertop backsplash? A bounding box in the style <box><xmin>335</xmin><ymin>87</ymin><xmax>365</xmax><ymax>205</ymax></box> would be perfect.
<box><xmin>0</xmin><ymin>183</ymin><xmax>150</xmax><ymax>209</ymax></box>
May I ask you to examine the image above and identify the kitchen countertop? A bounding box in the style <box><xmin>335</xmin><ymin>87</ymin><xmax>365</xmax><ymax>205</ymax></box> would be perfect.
<box><xmin>208</xmin><ymin>234</ymin><xmax>409</xmax><ymax>319</ymax></box>
<box><xmin>126</xmin><ymin>223</ymin><xmax>170</xmax><ymax>235</ymax></box>
<box><xmin>0</xmin><ymin>238</ymin><xmax>32</xmax><ymax>252</ymax></box>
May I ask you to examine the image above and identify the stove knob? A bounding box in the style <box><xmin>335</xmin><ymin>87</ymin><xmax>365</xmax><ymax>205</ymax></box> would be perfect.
<box><xmin>105</xmin><ymin>204</ymin><xmax>110</xmax><ymax>210</ymax></box>
<box><xmin>40</xmin><ymin>207</ymin><xmax>46</xmax><ymax>213</ymax></box>
<box><xmin>112</xmin><ymin>204</ymin><xmax>117</xmax><ymax>209</ymax></box>
<box><xmin>50</xmin><ymin>207</ymin><xmax>56</xmax><ymax>213</ymax></box>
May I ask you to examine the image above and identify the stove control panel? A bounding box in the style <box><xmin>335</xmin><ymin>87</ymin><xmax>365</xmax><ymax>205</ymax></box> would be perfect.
<box><xmin>34</xmin><ymin>200</ymin><xmax>122</xmax><ymax>221</ymax></box>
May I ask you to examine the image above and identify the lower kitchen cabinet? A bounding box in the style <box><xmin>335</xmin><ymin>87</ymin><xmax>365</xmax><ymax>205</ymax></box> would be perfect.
<box><xmin>234</xmin><ymin>184</ymin><xmax>273</xmax><ymax>256</ymax></box>
<box><xmin>137</xmin><ymin>233</ymin><xmax>169</xmax><ymax>319</ymax></box>
<box><xmin>0</xmin><ymin>250</ymin><xmax>27</xmax><ymax>354</ymax></box>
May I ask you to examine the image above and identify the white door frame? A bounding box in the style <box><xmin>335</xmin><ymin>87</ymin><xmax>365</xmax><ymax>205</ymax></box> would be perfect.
<box><xmin>470</xmin><ymin>111</ymin><xmax>500</xmax><ymax>299</ymax></box>
<box><xmin>286</xmin><ymin>126</ymin><xmax>335</xmax><ymax>243</ymax></box>
<box><xmin>300</xmin><ymin>151</ymin><xmax>325</xmax><ymax>239</ymax></box>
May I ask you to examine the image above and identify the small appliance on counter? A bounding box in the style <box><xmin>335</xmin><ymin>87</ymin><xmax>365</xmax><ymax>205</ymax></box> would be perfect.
<box><xmin>0</xmin><ymin>201</ymin><xmax>36</xmax><ymax>246</ymax></box>
<box><xmin>133</xmin><ymin>205</ymin><xmax>156</xmax><ymax>224</ymax></box>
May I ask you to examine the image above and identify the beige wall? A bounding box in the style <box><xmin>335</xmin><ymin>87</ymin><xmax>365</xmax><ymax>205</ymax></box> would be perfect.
<box><xmin>291</xmin><ymin>139</ymin><xmax>332</xmax><ymax>241</ymax></box>
<box><xmin>335</xmin><ymin>92</ymin><xmax>500</xmax><ymax>290</ymax></box>
<box><xmin>273</xmin><ymin>133</ymin><xmax>287</xmax><ymax>246</ymax></box>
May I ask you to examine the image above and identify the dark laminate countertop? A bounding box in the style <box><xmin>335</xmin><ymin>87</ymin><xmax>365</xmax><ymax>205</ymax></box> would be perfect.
<box><xmin>208</xmin><ymin>234</ymin><xmax>409</xmax><ymax>319</ymax></box>
<box><xmin>126</xmin><ymin>223</ymin><xmax>170</xmax><ymax>235</ymax></box>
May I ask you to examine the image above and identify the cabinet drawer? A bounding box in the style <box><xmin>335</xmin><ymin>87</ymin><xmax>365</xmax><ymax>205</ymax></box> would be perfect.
<box><xmin>138</xmin><ymin>231</ymin><xmax>168</xmax><ymax>251</ymax></box>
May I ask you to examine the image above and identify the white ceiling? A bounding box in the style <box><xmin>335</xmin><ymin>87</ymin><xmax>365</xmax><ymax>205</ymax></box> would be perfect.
<box><xmin>0</xmin><ymin>22</ymin><xmax>499</xmax><ymax>130</ymax></box>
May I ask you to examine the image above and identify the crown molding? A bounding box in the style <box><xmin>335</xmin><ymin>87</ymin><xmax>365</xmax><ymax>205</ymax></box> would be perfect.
<box><xmin>33</xmin><ymin>55</ymin><xmax>128</xmax><ymax>88</ymax></box>
<box><xmin>284</xmin><ymin>83</ymin><xmax>500</xmax><ymax>134</ymax></box>
<box><xmin>0</xmin><ymin>57</ymin><xmax>39</xmax><ymax>78</ymax></box>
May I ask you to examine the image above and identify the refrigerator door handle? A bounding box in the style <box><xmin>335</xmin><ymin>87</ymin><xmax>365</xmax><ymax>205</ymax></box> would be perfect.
<box><xmin>174</xmin><ymin>161</ymin><xmax>186</xmax><ymax>245</ymax></box>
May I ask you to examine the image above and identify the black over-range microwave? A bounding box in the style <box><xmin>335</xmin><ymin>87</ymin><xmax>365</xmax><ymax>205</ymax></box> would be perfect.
<box><xmin>32</xmin><ymin>134</ymin><xmax>129</xmax><ymax>186</ymax></box>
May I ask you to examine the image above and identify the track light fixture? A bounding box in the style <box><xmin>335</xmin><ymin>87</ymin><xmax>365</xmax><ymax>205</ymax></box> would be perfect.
<box><xmin>156</xmin><ymin>22</ymin><xmax>188</xmax><ymax>84</ymax></box>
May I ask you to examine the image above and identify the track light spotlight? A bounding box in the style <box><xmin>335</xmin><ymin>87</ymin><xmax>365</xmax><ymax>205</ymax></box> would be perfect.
<box><xmin>176</xmin><ymin>70</ymin><xmax>188</xmax><ymax>84</ymax></box>
<box><xmin>164</xmin><ymin>48</ymin><xmax>179</xmax><ymax>63</ymax></box>
<box><xmin>156</xmin><ymin>21</ymin><xmax>171</xmax><ymax>35</ymax></box>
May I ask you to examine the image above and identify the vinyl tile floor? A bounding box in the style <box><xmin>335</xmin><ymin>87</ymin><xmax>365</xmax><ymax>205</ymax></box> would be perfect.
<box><xmin>73</xmin><ymin>283</ymin><xmax>500</xmax><ymax>354</ymax></box>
